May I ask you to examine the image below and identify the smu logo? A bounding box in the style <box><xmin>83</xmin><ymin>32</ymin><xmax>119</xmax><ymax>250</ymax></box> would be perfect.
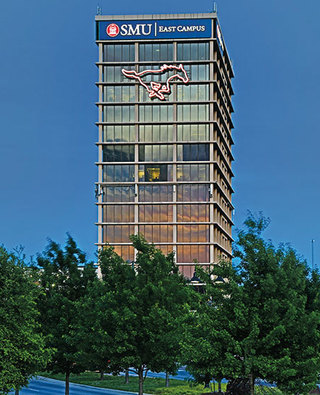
<box><xmin>122</xmin><ymin>64</ymin><xmax>189</xmax><ymax>101</ymax></box>
<box><xmin>106</xmin><ymin>23</ymin><xmax>120</xmax><ymax>37</ymax></box>
<box><xmin>106</xmin><ymin>23</ymin><xmax>152</xmax><ymax>37</ymax></box>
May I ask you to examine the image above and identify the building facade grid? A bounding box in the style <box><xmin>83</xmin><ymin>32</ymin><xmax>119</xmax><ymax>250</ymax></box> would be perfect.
<box><xmin>95</xmin><ymin>13</ymin><xmax>234</xmax><ymax>278</ymax></box>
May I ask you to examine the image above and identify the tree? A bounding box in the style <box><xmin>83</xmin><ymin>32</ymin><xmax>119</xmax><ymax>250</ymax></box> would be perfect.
<box><xmin>37</xmin><ymin>235</ymin><xmax>97</xmax><ymax>395</ymax></box>
<box><xmin>0</xmin><ymin>246</ymin><xmax>50</xmax><ymax>394</ymax></box>
<box><xmin>182</xmin><ymin>213</ymin><xmax>320</xmax><ymax>395</ymax></box>
<box><xmin>182</xmin><ymin>264</ymin><xmax>241</xmax><ymax>392</ymax></box>
<box><xmin>90</xmin><ymin>235</ymin><xmax>191</xmax><ymax>395</ymax></box>
<box><xmin>230</xmin><ymin>214</ymin><xmax>320</xmax><ymax>394</ymax></box>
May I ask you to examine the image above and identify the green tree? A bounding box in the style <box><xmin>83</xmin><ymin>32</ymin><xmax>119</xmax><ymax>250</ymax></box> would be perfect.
<box><xmin>92</xmin><ymin>235</ymin><xmax>191</xmax><ymax>395</ymax></box>
<box><xmin>231</xmin><ymin>214</ymin><xmax>320</xmax><ymax>394</ymax></box>
<box><xmin>37</xmin><ymin>235</ymin><xmax>96</xmax><ymax>395</ymax></box>
<box><xmin>0</xmin><ymin>246</ymin><xmax>50</xmax><ymax>394</ymax></box>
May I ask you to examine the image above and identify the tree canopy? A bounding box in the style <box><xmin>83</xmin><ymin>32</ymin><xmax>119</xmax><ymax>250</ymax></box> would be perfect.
<box><xmin>37</xmin><ymin>235</ymin><xmax>96</xmax><ymax>395</ymax></box>
<box><xmin>0</xmin><ymin>246</ymin><xmax>50</xmax><ymax>394</ymax></box>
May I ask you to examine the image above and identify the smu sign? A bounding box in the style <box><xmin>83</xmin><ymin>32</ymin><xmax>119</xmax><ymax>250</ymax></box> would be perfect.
<box><xmin>97</xmin><ymin>19</ymin><xmax>212</xmax><ymax>40</ymax></box>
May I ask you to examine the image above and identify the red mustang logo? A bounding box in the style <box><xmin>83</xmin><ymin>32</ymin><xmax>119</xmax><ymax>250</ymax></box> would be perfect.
<box><xmin>121</xmin><ymin>64</ymin><xmax>190</xmax><ymax>101</ymax></box>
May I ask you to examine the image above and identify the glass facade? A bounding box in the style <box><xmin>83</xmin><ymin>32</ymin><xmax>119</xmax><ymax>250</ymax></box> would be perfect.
<box><xmin>96</xmin><ymin>14</ymin><xmax>234</xmax><ymax>277</ymax></box>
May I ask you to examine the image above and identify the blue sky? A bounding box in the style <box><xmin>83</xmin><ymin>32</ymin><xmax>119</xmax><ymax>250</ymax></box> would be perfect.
<box><xmin>0</xmin><ymin>0</ymin><xmax>319</xmax><ymax>266</ymax></box>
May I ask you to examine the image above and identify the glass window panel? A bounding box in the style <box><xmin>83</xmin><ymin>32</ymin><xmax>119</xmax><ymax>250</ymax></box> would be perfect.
<box><xmin>177</xmin><ymin>245</ymin><xmax>209</xmax><ymax>263</ymax></box>
<box><xmin>112</xmin><ymin>245</ymin><xmax>135</xmax><ymax>262</ymax></box>
<box><xmin>177</xmin><ymin>184</ymin><xmax>209</xmax><ymax>201</ymax></box>
<box><xmin>139</xmin><ymin>205</ymin><xmax>173</xmax><ymax>222</ymax></box>
<box><xmin>103</xmin><ymin>145</ymin><xmax>134</xmax><ymax>162</ymax></box>
<box><xmin>139</xmin><ymin>44</ymin><xmax>173</xmax><ymax>61</ymax></box>
<box><xmin>138</xmin><ymin>164</ymin><xmax>173</xmax><ymax>181</ymax></box>
<box><xmin>177</xmin><ymin>42</ymin><xmax>209</xmax><ymax>61</ymax></box>
<box><xmin>139</xmin><ymin>125</ymin><xmax>173</xmax><ymax>142</ymax></box>
<box><xmin>103</xmin><ymin>165</ymin><xmax>134</xmax><ymax>182</ymax></box>
<box><xmin>103</xmin><ymin>125</ymin><xmax>135</xmax><ymax>142</ymax></box>
<box><xmin>103</xmin><ymin>225</ymin><xmax>135</xmax><ymax>243</ymax></box>
<box><xmin>139</xmin><ymin>185</ymin><xmax>173</xmax><ymax>202</ymax></box>
<box><xmin>103</xmin><ymin>205</ymin><xmax>134</xmax><ymax>222</ymax></box>
<box><xmin>103</xmin><ymin>106</ymin><xmax>135</xmax><ymax>123</ymax></box>
<box><xmin>138</xmin><ymin>225</ymin><xmax>173</xmax><ymax>242</ymax></box>
<box><xmin>103</xmin><ymin>44</ymin><xmax>135</xmax><ymax>62</ymax></box>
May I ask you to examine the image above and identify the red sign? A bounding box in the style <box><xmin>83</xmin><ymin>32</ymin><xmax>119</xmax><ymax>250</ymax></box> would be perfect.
<box><xmin>122</xmin><ymin>64</ymin><xmax>190</xmax><ymax>101</ymax></box>
<box><xmin>106</xmin><ymin>23</ymin><xmax>120</xmax><ymax>37</ymax></box>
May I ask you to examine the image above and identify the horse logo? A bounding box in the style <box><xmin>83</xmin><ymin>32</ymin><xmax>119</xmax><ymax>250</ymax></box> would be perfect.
<box><xmin>121</xmin><ymin>64</ymin><xmax>190</xmax><ymax>101</ymax></box>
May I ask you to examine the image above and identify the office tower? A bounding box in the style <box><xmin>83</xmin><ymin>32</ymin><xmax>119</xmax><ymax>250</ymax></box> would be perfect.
<box><xmin>95</xmin><ymin>12</ymin><xmax>234</xmax><ymax>277</ymax></box>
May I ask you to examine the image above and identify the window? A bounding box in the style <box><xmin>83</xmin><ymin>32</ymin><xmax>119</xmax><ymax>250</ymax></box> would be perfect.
<box><xmin>139</xmin><ymin>205</ymin><xmax>173</xmax><ymax>222</ymax></box>
<box><xmin>138</xmin><ymin>225</ymin><xmax>173</xmax><ymax>242</ymax></box>
<box><xmin>177</xmin><ymin>184</ymin><xmax>209</xmax><ymax>201</ymax></box>
<box><xmin>103</xmin><ymin>106</ymin><xmax>135</xmax><ymax>122</ymax></box>
<box><xmin>139</xmin><ymin>145</ymin><xmax>173</xmax><ymax>162</ymax></box>
<box><xmin>103</xmin><ymin>44</ymin><xmax>135</xmax><ymax>62</ymax></box>
<box><xmin>103</xmin><ymin>145</ymin><xmax>134</xmax><ymax>162</ymax></box>
<box><xmin>177</xmin><ymin>144</ymin><xmax>209</xmax><ymax>161</ymax></box>
<box><xmin>139</xmin><ymin>43</ymin><xmax>173</xmax><ymax>61</ymax></box>
<box><xmin>139</xmin><ymin>105</ymin><xmax>173</xmax><ymax>122</ymax></box>
<box><xmin>177</xmin><ymin>204</ymin><xmax>209</xmax><ymax>222</ymax></box>
<box><xmin>103</xmin><ymin>86</ymin><xmax>135</xmax><ymax>102</ymax></box>
<box><xmin>103</xmin><ymin>65</ymin><xmax>135</xmax><ymax>82</ymax></box>
<box><xmin>177</xmin><ymin>245</ymin><xmax>209</xmax><ymax>263</ymax></box>
<box><xmin>177</xmin><ymin>104</ymin><xmax>209</xmax><ymax>122</ymax></box>
<box><xmin>112</xmin><ymin>245</ymin><xmax>135</xmax><ymax>261</ymax></box>
<box><xmin>139</xmin><ymin>85</ymin><xmax>174</xmax><ymax>102</ymax></box>
<box><xmin>176</xmin><ymin>164</ymin><xmax>209</xmax><ymax>181</ymax></box>
<box><xmin>103</xmin><ymin>125</ymin><xmax>135</xmax><ymax>142</ymax></box>
<box><xmin>139</xmin><ymin>185</ymin><xmax>173</xmax><ymax>202</ymax></box>
<box><xmin>183</xmin><ymin>64</ymin><xmax>209</xmax><ymax>81</ymax></box>
<box><xmin>176</xmin><ymin>84</ymin><xmax>209</xmax><ymax>102</ymax></box>
<box><xmin>138</xmin><ymin>164</ymin><xmax>173</xmax><ymax>182</ymax></box>
<box><xmin>103</xmin><ymin>225</ymin><xmax>135</xmax><ymax>243</ymax></box>
<box><xmin>177</xmin><ymin>225</ymin><xmax>209</xmax><ymax>242</ymax></box>
<box><xmin>139</xmin><ymin>125</ymin><xmax>173</xmax><ymax>142</ymax></box>
<box><xmin>177</xmin><ymin>42</ymin><xmax>209</xmax><ymax>61</ymax></box>
<box><xmin>103</xmin><ymin>205</ymin><xmax>134</xmax><ymax>222</ymax></box>
<box><xmin>103</xmin><ymin>165</ymin><xmax>134</xmax><ymax>182</ymax></box>
<box><xmin>103</xmin><ymin>185</ymin><xmax>135</xmax><ymax>202</ymax></box>
<box><xmin>177</xmin><ymin>124</ymin><xmax>209</xmax><ymax>141</ymax></box>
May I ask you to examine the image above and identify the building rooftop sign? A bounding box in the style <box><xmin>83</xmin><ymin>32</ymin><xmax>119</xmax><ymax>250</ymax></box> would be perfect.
<box><xmin>97</xmin><ymin>18</ymin><xmax>212</xmax><ymax>40</ymax></box>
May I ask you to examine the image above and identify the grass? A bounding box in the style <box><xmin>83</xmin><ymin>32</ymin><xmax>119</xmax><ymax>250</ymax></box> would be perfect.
<box><xmin>38</xmin><ymin>371</ymin><xmax>222</xmax><ymax>394</ymax></box>
<box><xmin>39</xmin><ymin>371</ymin><xmax>283</xmax><ymax>394</ymax></box>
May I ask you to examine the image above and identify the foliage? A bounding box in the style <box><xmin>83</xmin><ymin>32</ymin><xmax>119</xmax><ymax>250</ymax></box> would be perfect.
<box><xmin>0</xmin><ymin>246</ymin><xmax>50</xmax><ymax>394</ymax></box>
<box><xmin>36</xmin><ymin>235</ymin><xmax>97</xmax><ymax>395</ymax></box>
<box><xmin>40</xmin><ymin>371</ymin><xmax>193</xmax><ymax>394</ymax></box>
<box><xmin>183</xmin><ymin>213</ymin><xmax>320</xmax><ymax>395</ymax></box>
<box><xmin>91</xmin><ymin>235</ymin><xmax>192</xmax><ymax>395</ymax></box>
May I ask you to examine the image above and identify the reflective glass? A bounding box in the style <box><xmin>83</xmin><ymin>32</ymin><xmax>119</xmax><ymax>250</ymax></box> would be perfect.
<box><xmin>103</xmin><ymin>225</ymin><xmax>135</xmax><ymax>243</ymax></box>
<box><xmin>103</xmin><ymin>126</ymin><xmax>135</xmax><ymax>142</ymax></box>
<box><xmin>103</xmin><ymin>65</ymin><xmax>135</xmax><ymax>82</ymax></box>
<box><xmin>103</xmin><ymin>185</ymin><xmax>135</xmax><ymax>202</ymax></box>
<box><xmin>139</xmin><ymin>105</ymin><xmax>173</xmax><ymax>122</ymax></box>
<box><xmin>177</xmin><ymin>124</ymin><xmax>209</xmax><ymax>141</ymax></box>
<box><xmin>177</xmin><ymin>84</ymin><xmax>209</xmax><ymax>102</ymax></box>
<box><xmin>139</xmin><ymin>44</ymin><xmax>173</xmax><ymax>61</ymax></box>
<box><xmin>103</xmin><ymin>44</ymin><xmax>135</xmax><ymax>62</ymax></box>
<box><xmin>103</xmin><ymin>165</ymin><xmax>135</xmax><ymax>182</ymax></box>
<box><xmin>183</xmin><ymin>64</ymin><xmax>209</xmax><ymax>81</ymax></box>
<box><xmin>138</xmin><ymin>225</ymin><xmax>173</xmax><ymax>242</ymax></box>
<box><xmin>177</xmin><ymin>144</ymin><xmax>209</xmax><ymax>161</ymax></box>
<box><xmin>176</xmin><ymin>184</ymin><xmax>209</xmax><ymax>201</ymax></box>
<box><xmin>103</xmin><ymin>86</ymin><xmax>135</xmax><ymax>102</ymax></box>
<box><xmin>103</xmin><ymin>106</ymin><xmax>135</xmax><ymax>122</ymax></box>
<box><xmin>177</xmin><ymin>225</ymin><xmax>209</xmax><ymax>242</ymax></box>
<box><xmin>139</xmin><ymin>145</ymin><xmax>173</xmax><ymax>161</ymax></box>
<box><xmin>177</xmin><ymin>204</ymin><xmax>209</xmax><ymax>222</ymax></box>
<box><xmin>139</xmin><ymin>125</ymin><xmax>173</xmax><ymax>142</ymax></box>
<box><xmin>176</xmin><ymin>164</ymin><xmax>209</xmax><ymax>181</ymax></box>
<box><xmin>176</xmin><ymin>245</ymin><xmax>209</xmax><ymax>263</ymax></box>
<box><xmin>103</xmin><ymin>205</ymin><xmax>134</xmax><ymax>222</ymax></box>
<box><xmin>139</xmin><ymin>185</ymin><xmax>173</xmax><ymax>202</ymax></box>
<box><xmin>139</xmin><ymin>205</ymin><xmax>173</xmax><ymax>222</ymax></box>
<box><xmin>177</xmin><ymin>42</ymin><xmax>209</xmax><ymax>61</ymax></box>
<box><xmin>103</xmin><ymin>145</ymin><xmax>134</xmax><ymax>162</ymax></box>
<box><xmin>176</xmin><ymin>105</ymin><xmax>209</xmax><ymax>121</ymax></box>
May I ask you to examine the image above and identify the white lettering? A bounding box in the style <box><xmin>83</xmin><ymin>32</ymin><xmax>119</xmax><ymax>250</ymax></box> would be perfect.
<box><xmin>141</xmin><ymin>24</ymin><xmax>152</xmax><ymax>35</ymax></box>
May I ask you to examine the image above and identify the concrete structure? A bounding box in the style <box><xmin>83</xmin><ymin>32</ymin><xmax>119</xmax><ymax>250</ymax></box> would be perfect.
<box><xmin>95</xmin><ymin>12</ymin><xmax>234</xmax><ymax>277</ymax></box>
